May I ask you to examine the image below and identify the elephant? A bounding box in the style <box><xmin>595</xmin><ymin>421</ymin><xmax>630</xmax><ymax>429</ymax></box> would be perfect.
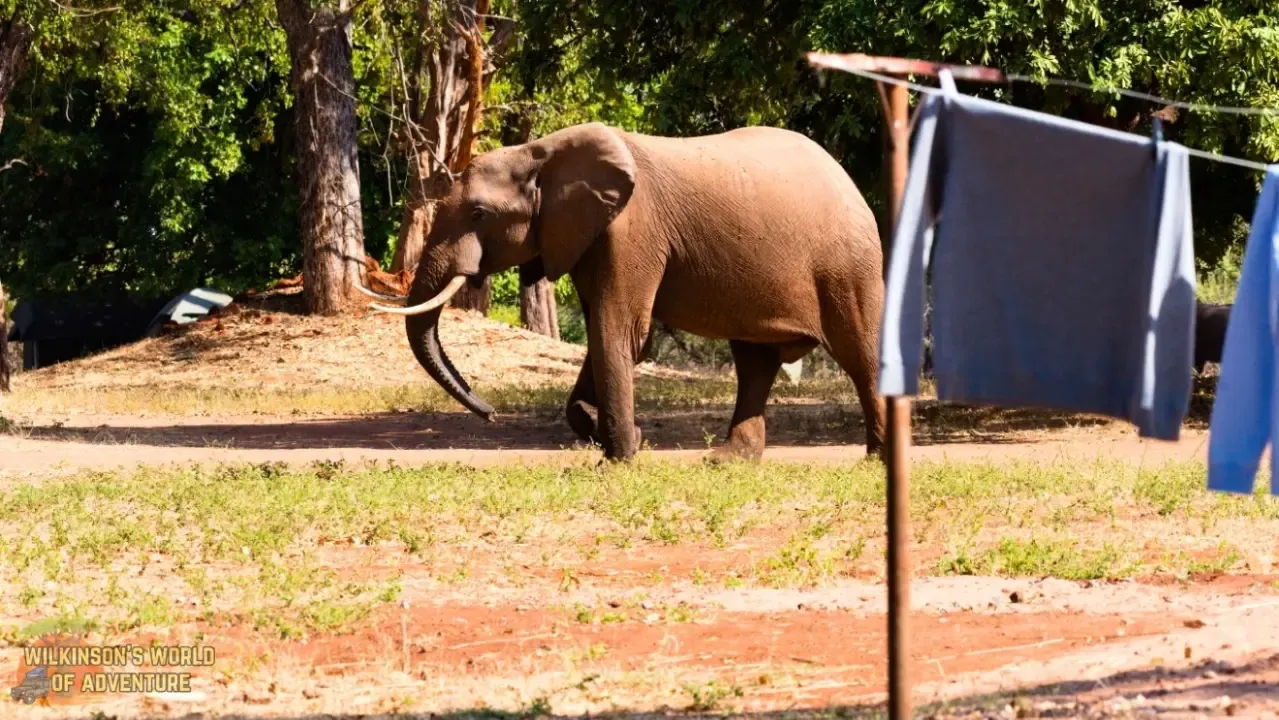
<box><xmin>362</xmin><ymin>122</ymin><xmax>888</xmax><ymax>462</ymax></box>
<box><xmin>1194</xmin><ymin>301</ymin><xmax>1231</xmax><ymax>374</ymax></box>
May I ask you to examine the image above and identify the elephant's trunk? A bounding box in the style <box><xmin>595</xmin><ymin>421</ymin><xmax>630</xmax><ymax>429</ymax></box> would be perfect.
<box><xmin>406</xmin><ymin>307</ymin><xmax>496</xmax><ymax>422</ymax></box>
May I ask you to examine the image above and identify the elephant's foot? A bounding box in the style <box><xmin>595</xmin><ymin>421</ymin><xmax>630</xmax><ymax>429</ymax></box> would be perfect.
<box><xmin>865</xmin><ymin>436</ymin><xmax>885</xmax><ymax>460</ymax></box>
<box><xmin>601</xmin><ymin>424</ymin><xmax>643</xmax><ymax>463</ymax></box>
<box><xmin>707</xmin><ymin>418</ymin><xmax>766</xmax><ymax>464</ymax></box>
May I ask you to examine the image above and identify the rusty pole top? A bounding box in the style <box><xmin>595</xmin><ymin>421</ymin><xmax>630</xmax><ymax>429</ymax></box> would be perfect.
<box><xmin>806</xmin><ymin>52</ymin><xmax>1007</xmax><ymax>83</ymax></box>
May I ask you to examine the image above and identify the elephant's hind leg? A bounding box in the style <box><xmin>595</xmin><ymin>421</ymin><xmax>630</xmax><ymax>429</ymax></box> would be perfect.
<box><xmin>711</xmin><ymin>340</ymin><xmax>783</xmax><ymax>463</ymax></box>
<box><xmin>821</xmin><ymin>296</ymin><xmax>887</xmax><ymax>458</ymax></box>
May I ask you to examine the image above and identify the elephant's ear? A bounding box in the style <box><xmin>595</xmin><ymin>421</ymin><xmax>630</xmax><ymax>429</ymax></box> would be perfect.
<box><xmin>534</xmin><ymin>123</ymin><xmax>637</xmax><ymax>281</ymax></box>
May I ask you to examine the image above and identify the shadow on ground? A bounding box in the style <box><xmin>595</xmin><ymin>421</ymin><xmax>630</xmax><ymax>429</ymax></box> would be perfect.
<box><xmin>8</xmin><ymin>398</ymin><xmax>1129</xmax><ymax>452</ymax></box>
<box><xmin>90</xmin><ymin>651</ymin><xmax>1279</xmax><ymax>718</ymax></box>
<box><xmin>10</xmin><ymin>371</ymin><xmax>1223</xmax><ymax>453</ymax></box>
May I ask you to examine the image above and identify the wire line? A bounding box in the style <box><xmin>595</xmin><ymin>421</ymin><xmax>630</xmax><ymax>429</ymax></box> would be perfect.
<box><xmin>821</xmin><ymin>64</ymin><xmax>1276</xmax><ymax>173</ymax></box>
<box><xmin>1006</xmin><ymin>73</ymin><xmax>1279</xmax><ymax>118</ymax></box>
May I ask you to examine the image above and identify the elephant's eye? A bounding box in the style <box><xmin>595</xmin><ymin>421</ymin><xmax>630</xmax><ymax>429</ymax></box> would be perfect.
<box><xmin>470</xmin><ymin>206</ymin><xmax>490</xmax><ymax>221</ymax></box>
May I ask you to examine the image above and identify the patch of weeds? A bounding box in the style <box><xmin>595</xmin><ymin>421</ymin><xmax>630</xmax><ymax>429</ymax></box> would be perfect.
<box><xmin>600</xmin><ymin>610</ymin><xmax>627</xmax><ymax>624</ymax></box>
<box><xmin>663</xmin><ymin>602</ymin><xmax>698</xmax><ymax>623</ymax></box>
<box><xmin>1135</xmin><ymin>464</ymin><xmax>1204</xmax><ymax>516</ymax></box>
<box><xmin>842</xmin><ymin>536</ymin><xmax>867</xmax><ymax>563</ymax></box>
<box><xmin>568</xmin><ymin>643</ymin><xmax>609</xmax><ymax>663</ymax></box>
<box><xmin>683</xmin><ymin>680</ymin><xmax>744</xmax><ymax>712</ymax></box>
<box><xmin>521</xmin><ymin>695</ymin><xmax>553</xmax><ymax>718</ymax></box>
<box><xmin>114</xmin><ymin>592</ymin><xmax>176</xmax><ymax>632</ymax></box>
<box><xmin>442</xmin><ymin>565</ymin><xmax>470</xmax><ymax>584</ymax></box>
<box><xmin>377</xmin><ymin>577</ymin><xmax>403</xmax><ymax>603</ymax></box>
<box><xmin>936</xmin><ymin>537</ymin><xmax>1137</xmax><ymax>580</ymax></box>
<box><xmin>17</xmin><ymin>614</ymin><xmax>99</xmax><ymax>642</ymax></box>
<box><xmin>1168</xmin><ymin>545</ymin><xmax>1243</xmax><ymax>576</ymax></box>
<box><xmin>304</xmin><ymin>599</ymin><xmax>377</xmax><ymax>634</ymax></box>
<box><xmin>17</xmin><ymin>585</ymin><xmax>42</xmax><ymax>608</ymax></box>
<box><xmin>571</xmin><ymin>603</ymin><xmax>627</xmax><ymax>625</ymax></box>
<box><xmin>757</xmin><ymin>536</ymin><xmax>838</xmax><ymax>588</ymax></box>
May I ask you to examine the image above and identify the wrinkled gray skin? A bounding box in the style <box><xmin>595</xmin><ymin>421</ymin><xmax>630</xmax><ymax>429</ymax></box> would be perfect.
<box><xmin>405</xmin><ymin>122</ymin><xmax>887</xmax><ymax>462</ymax></box>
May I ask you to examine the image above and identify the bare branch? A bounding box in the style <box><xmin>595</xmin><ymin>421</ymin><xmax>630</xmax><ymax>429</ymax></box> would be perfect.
<box><xmin>44</xmin><ymin>0</ymin><xmax>123</xmax><ymax>18</ymax></box>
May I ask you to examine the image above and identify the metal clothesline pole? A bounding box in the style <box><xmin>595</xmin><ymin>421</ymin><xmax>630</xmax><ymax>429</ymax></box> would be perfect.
<box><xmin>881</xmin><ymin>79</ymin><xmax>913</xmax><ymax>720</ymax></box>
<box><xmin>806</xmin><ymin>51</ymin><xmax>1009</xmax><ymax>720</ymax></box>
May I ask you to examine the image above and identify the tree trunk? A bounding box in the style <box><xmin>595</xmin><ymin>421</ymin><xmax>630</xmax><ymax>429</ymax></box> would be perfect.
<box><xmin>0</xmin><ymin>16</ymin><xmax>33</xmax><ymax>393</ymax></box>
<box><xmin>504</xmin><ymin>109</ymin><xmax>558</xmax><ymax>337</ymax></box>
<box><xmin>390</xmin><ymin>0</ymin><xmax>492</xmax><ymax>316</ymax></box>
<box><xmin>391</xmin><ymin>157</ymin><xmax>448</xmax><ymax>274</ymax></box>
<box><xmin>276</xmin><ymin>0</ymin><xmax>366</xmax><ymax>316</ymax></box>
<box><xmin>520</xmin><ymin>279</ymin><xmax>559</xmax><ymax>340</ymax></box>
<box><xmin>452</xmin><ymin>276</ymin><xmax>491</xmax><ymax>314</ymax></box>
<box><xmin>0</xmin><ymin>278</ymin><xmax>9</xmax><ymax>393</ymax></box>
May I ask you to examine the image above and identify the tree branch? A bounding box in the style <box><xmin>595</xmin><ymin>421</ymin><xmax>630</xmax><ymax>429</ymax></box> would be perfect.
<box><xmin>45</xmin><ymin>0</ymin><xmax>123</xmax><ymax>18</ymax></box>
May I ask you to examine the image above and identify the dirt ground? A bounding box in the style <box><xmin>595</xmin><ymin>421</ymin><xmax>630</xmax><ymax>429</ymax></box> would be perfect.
<box><xmin>1</xmin><ymin>296</ymin><xmax>1274</xmax><ymax>719</ymax></box>
<box><xmin>3</xmin><ymin>408</ymin><xmax>1270</xmax><ymax>719</ymax></box>
<box><xmin>10</xmin><ymin>286</ymin><xmax>698</xmax><ymax>394</ymax></box>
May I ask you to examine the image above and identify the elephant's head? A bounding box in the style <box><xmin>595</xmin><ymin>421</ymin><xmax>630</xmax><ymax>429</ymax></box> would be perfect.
<box><xmin>364</xmin><ymin>122</ymin><xmax>637</xmax><ymax>421</ymax></box>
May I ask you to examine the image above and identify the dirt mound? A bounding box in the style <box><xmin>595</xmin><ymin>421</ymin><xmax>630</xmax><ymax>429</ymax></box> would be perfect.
<box><xmin>14</xmin><ymin>286</ymin><xmax>699</xmax><ymax>393</ymax></box>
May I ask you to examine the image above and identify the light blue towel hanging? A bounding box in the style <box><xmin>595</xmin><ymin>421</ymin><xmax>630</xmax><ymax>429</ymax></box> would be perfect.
<box><xmin>1207</xmin><ymin>167</ymin><xmax>1279</xmax><ymax>495</ymax></box>
<box><xmin>879</xmin><ymin>70</ymin><xmax>1198</xmax><ymax>441</ymax></box>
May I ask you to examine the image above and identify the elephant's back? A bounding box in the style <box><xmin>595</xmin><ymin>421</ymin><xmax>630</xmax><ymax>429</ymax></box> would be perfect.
<box><xmin>625</xmin><ymin>127</ymin><xmax>883</xmax><ymax>343</ymax></box>
<box><xmin>625</xmin><ymin>127</ymin><xmax>877</xmax><ymax>252</ymax></box>
<box><xmin>629</xmin><ymin>126</ymin><xmax>869</xmax><ymax>212</ymax></box>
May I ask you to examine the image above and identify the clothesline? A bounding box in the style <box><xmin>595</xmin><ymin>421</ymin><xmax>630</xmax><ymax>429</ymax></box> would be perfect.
<box><xmin>826</xmin><ymin>64</ymin><xmax>1276</xmax><ymax>173</ymax></box>
<box><xmin>1005</xmin><ymin>74</ymin><xmax>1279</xmax><ymax>118</ymax></box>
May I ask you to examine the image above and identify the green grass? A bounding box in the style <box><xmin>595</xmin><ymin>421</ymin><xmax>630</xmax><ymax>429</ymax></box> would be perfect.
<box><xmin>3</xmin><ymin>376</ymin><xmax>863</xmax><ymax>417</ymax></box>
<box><xmin>936</xmin><ymin>538</ymin><xmax>1138</xmax><ymax>580</ymax></box>
<box><xmin>0</xmin><ymin>457</ymin><xmax>1274</xmax><ymax>641</ymax></box>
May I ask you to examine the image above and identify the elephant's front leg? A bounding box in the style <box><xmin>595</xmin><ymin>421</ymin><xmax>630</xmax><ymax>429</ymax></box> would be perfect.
<box><xmin>588</xmin><ymin>310</ymin><xmax>648</xmax><ymax>462</ymax></box>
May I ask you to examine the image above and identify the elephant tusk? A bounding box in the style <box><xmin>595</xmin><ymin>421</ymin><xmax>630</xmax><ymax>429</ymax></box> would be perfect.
<box><xmin>370</xmin><ymin>275</ymin><xmax>467</xmax><ymax>315</ymax></box>
<box><xmin>354</xmin><ymin>284</ymin><xmax>409</xmax><ymax>302</ymax></box>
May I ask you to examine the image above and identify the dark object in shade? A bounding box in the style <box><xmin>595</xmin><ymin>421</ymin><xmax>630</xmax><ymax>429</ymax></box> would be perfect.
<box><xmin>6</xmin><ymin>288</ymin><xmax>231</xmax><ymax>371</ymax></box>
<box><xmin>1194</xmin><ymin>300</ymin><xmax>1231</xmax><ymax>373</ymax></box>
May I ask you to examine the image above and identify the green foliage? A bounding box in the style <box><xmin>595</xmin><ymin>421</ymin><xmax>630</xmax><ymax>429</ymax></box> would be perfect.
<box><xmin>0</xmin><ymin>2</ymin><xmax>302</xmax><ymax>299</ymax></box>
<box><xmin>0</xmin><ymin>1</ymin><xmax>399</xmax><ymax>302</ymax></box>
<box><xmin>490</xmin><ymin>269</ymin><xmax>521</xmax><ymax>307</ymax></box>
<box><xmin>520</xmin><ymin>0</ymin><xmax>1279</xmax><ymax>264</ymax></box>
<box><xmin>1</xmin><ymin>0</ymin><xmax>1276</xmax><ymax>310</ymax></box>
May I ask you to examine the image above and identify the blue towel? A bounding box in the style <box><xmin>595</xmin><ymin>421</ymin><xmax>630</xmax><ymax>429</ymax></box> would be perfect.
<box><xmin>879</xmin><ymin>70</ymin><xmax>1197</xmax><ymax>441</ymax></box>
<box><xmin>1207</xmin><ymin>167</ymin><xmax>1279</xmax><ymax>495</ymax></box>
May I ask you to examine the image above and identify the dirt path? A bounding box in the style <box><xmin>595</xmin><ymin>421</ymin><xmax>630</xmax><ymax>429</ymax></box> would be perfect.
<box><xmin>0</xmin><ymin>410</ymin><xmax>1210</xmax><ymax>478</ymax></box>
<box><xmin>6</xmin><ymin>574</ymin><xmax>1278</xmax><ymax>718</ymax></box>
